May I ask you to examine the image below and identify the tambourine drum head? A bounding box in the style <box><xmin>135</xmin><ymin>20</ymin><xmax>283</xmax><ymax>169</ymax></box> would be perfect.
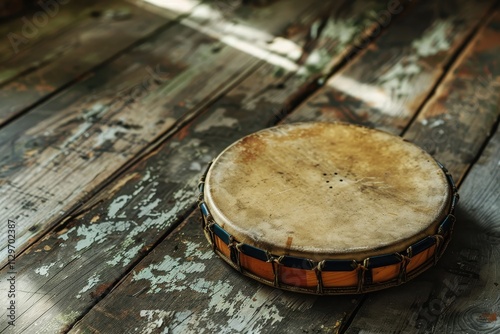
<box><xmin>198</xmin><ymin>122</ymin><xmax>457</xmax><ymax>294</ymax></box>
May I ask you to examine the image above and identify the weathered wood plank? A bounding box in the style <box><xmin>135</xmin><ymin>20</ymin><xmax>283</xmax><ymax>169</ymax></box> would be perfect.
<box><xmin>342</xmin><ymin>11</ymin><xmax>500</xmax><ymax>334</ymax></box>
<box><xmin>286</xmin><ymin>0</ymin><xmax>496</xmax><ymax>134</ymax></box>
<box><xmin>0</xmin><ymin>1</ymin><xmax>353</xmax><ymax>331</ymax></box>
<box><xmin>0</xmin><ymin>0</ymin><xmax>171</xmax><ymax>84</ymax></box>
<box><xmin>0</xmin><ymin>0</ymin><xmax>172</xmax><ymax>125</ymax></box>
<box><xmin>0</xmin><ymin>1</ymin><xmax>391</xmax><ymax>332</ymax></box>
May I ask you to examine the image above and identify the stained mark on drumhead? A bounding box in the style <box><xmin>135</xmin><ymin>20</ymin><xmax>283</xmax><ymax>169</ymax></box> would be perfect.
<box><xmin>236</xmin><ymin>134</ymin><xmax>266</xmax><ymax>163</ymax></box>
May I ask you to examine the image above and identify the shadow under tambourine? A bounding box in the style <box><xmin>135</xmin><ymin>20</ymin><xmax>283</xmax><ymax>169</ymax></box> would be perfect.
<box><xmin>439</xmin><ymin>201</ymin><xmax>500</xmax><ymax>282</ymax></box>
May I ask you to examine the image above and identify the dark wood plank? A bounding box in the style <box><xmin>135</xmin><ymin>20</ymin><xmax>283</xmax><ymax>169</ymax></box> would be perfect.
<box><xmin>0</xmin><ymin>1</ymin><xmax>352</xmax><ymax>331</ymax></box>
<box><xmin>342</xmin><ymin>10</ymin><xmax>500</xmax><ymax>334</ymax></box>
<box><xmin>0</xmin><ymin>0</ymin><xmax>170</xmax><ymax>85</ymax></box>
<box><xmin>0</xmin><ymin>0</ymin><xmax>99</xmax><ymax>64</ymax></box>
<box><xmin>0</xmin><ymin>0</ymin><xmax>173</xmax><ymax>125</ymax></box>
<box><xmin>286</xmin><ymin>0</ymin><xmax>496</xmax><ymax>135</ymax></box>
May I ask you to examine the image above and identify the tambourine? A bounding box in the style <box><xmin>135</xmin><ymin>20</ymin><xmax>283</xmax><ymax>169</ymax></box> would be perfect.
<box><xmin>197</xmin><ymin>122</ymin><xmax>458</xmax><ymax>294</ymax></box>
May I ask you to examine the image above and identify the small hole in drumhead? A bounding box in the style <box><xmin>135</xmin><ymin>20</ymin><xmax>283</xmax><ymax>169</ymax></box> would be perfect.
<box><xmin>326</xmin><ymin>180</ymin><xmax>329</xmax><ymax>183</ymax></box>
<box><xmin>334</xmin><ymin>172</ymin><xmax>338</xmax><ymax>175</ymax></box>
<box><xmin>323</xmin><ymin>173</ymin><xmax>327</xmax><ymax>176</ymax></box>
<box><xmin>329</xmin><ymin>186</ymin><xmax>333</xmax><ymax>189</ymax></box>
<box><xmin>340</xmin><ymin>179</ymin><xmax>343</xmax><ymax>182</ymax></box>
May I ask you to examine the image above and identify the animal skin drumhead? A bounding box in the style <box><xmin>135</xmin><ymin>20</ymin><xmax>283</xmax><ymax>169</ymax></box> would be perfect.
<box><xmin>204</xmin><ymin>122</ymin><xmax>450</xmax><ymax>260</ymax></box>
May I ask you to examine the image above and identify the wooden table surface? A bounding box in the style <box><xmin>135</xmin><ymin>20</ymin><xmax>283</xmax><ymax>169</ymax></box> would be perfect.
<box><xmin>0</xmin><ymin>0</ymin><xmax>499</xmax><ymax>333</ymax></box>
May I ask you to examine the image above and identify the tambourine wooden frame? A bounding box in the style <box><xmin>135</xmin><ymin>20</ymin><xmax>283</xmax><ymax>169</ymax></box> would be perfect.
<box><xmin>198</xmin><ymin>160</ymin><xmax>458</xmax><ymax>295</ymax></box>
